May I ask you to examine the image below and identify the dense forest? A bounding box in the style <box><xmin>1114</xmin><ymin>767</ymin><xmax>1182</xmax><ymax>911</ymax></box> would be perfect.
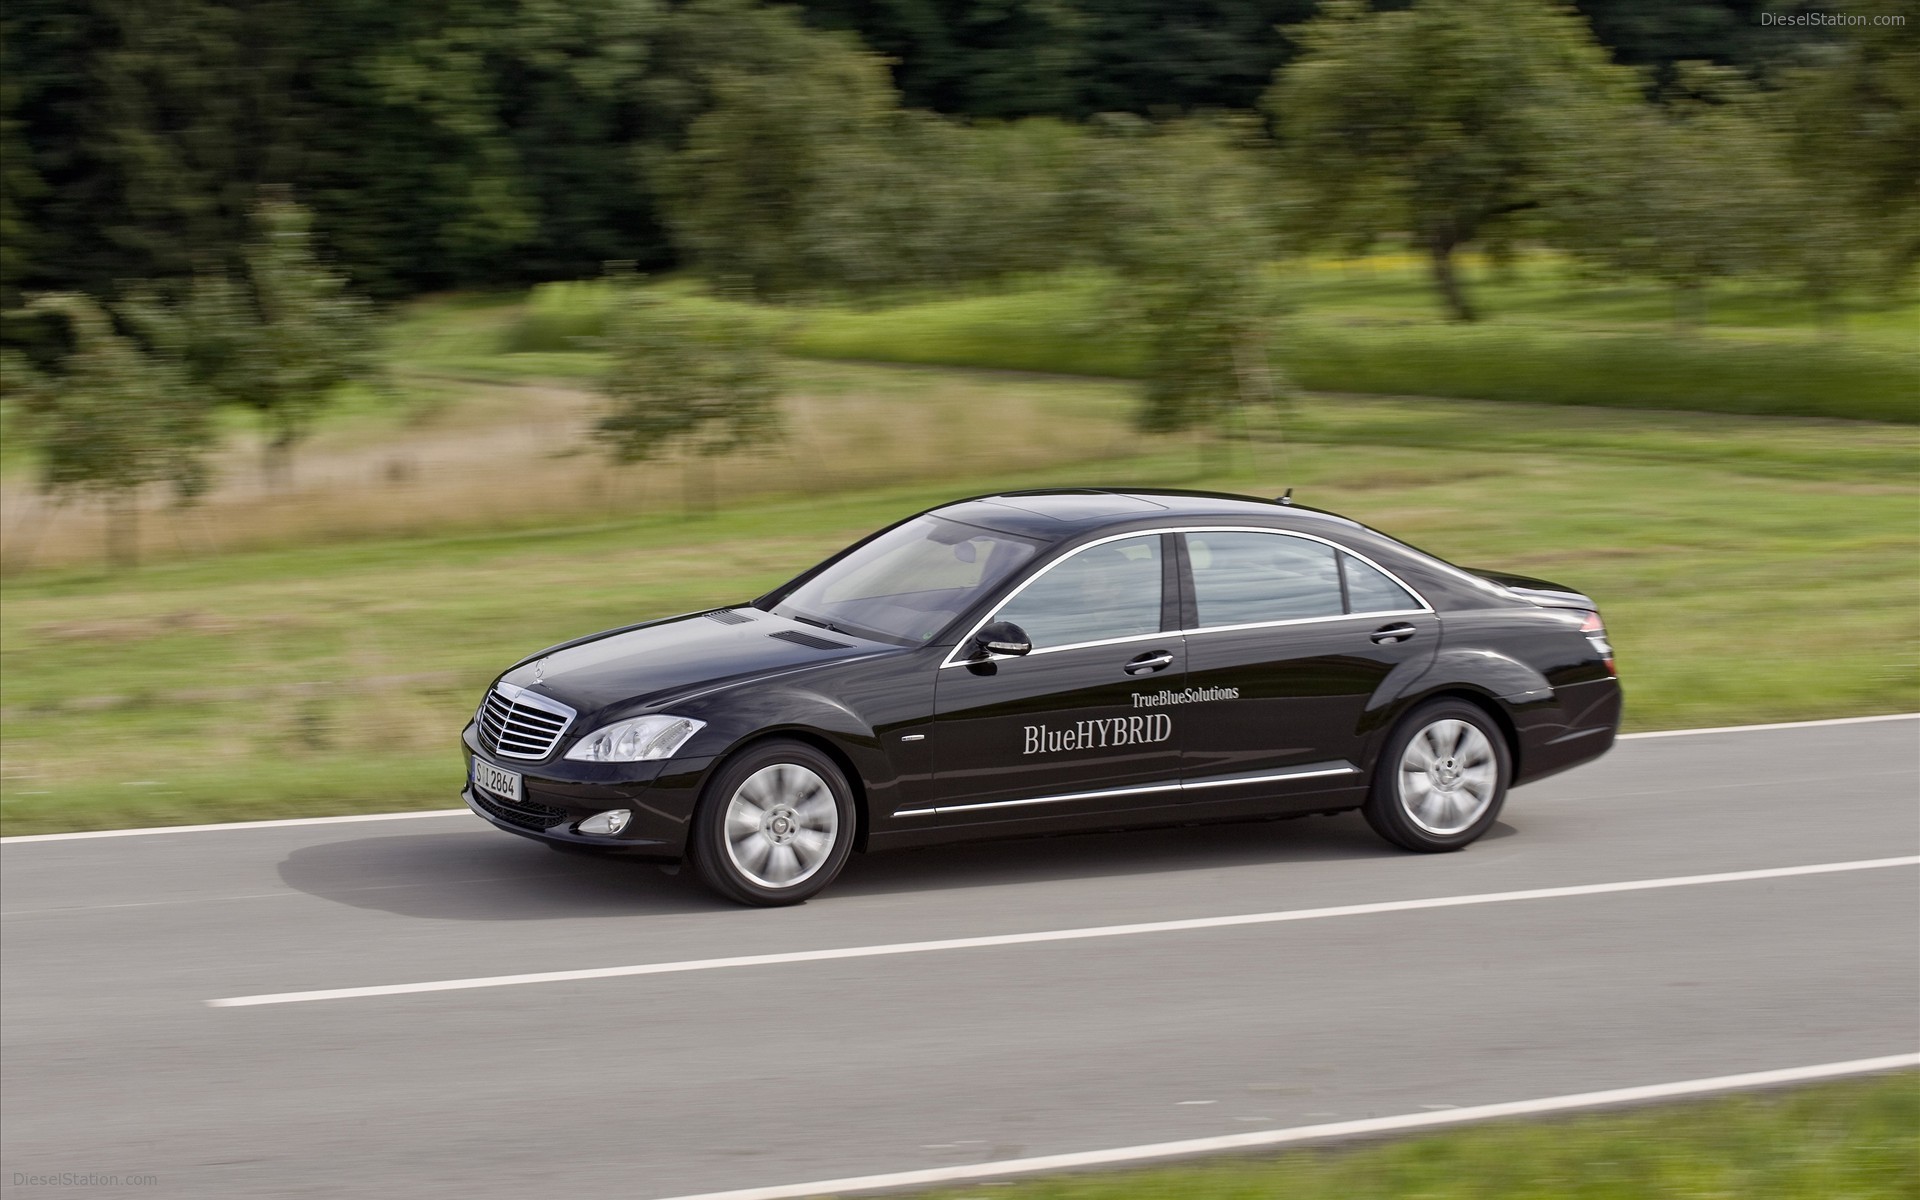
<box><xmin>0</xmin><ymin>0</ymin><xmax>1880</xmax><ymax>309</ymax></box>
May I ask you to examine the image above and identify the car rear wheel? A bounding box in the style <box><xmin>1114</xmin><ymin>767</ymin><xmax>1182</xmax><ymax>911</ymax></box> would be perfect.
<box><xmin>1363</xmin><ymin>700</ymin><xmax>1510</xmax><ymax>852</ymax></box>
<box><xmin>689</xmin><ymin>739</ymin><xmax>855</xmax><ymax>906</ymax></box>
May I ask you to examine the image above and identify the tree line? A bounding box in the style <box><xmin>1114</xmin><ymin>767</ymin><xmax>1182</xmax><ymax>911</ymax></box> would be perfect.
<box><xmin>0</xmin><ymin>0</ymin><xmax>1891</xmax><ymax>311</ymax></box>
<box><xmin>655</xmin><ymin>0</ymin><xmax>1914</xmax><ymax>318</ymax></box>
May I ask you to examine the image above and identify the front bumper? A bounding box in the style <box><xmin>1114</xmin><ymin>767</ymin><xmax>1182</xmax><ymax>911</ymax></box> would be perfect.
<box><xmin>461</xmin><ymin>721</ymin><xmax>713</xmax><ymax>859</ymax></box>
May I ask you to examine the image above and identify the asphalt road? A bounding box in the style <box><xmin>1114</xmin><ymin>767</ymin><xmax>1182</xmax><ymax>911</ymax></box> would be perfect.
<box><xmin>3</xmin><ymin>718</ymin><xmax>1916</xmax><ymax>1200</ymax></box>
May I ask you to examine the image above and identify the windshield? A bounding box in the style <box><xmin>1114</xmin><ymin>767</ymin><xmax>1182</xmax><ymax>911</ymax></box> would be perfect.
<box><xmin>771</xmin><ymin>516</ymin><xmax>1044</xmax><ymax>645</ymax></box>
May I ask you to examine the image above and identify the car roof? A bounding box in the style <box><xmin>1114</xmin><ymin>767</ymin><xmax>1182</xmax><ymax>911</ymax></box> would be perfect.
<box><xmin>926</xmin><ymin>488</ymin><xmax>1363</xmax><ymax>541</ymax></box>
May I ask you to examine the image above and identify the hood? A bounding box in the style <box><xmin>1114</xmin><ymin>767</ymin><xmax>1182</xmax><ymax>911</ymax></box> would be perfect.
<box><xmin>1468</xmin><ymin>568</ymin><xmax>1596</xmax><ymax>612</ymax></box>
<box><xmin>498</xmin><ymin>608</ymin><xmax>893</xmax><ymax>717</ymax></box>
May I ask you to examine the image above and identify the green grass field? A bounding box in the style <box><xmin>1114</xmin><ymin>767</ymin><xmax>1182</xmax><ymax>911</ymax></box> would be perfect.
<box><xmin>915</xmin><ymin>1073</ymin><xmax>1918</xmax><ymax>1200</ymax></box>
<box><xmin>2</xmin><ymin>372</ymin><xmax>1913</xmax><ymax>835</ymax></box>
<box><xmin>500</xmin><ymin>256</ymin><xmax>1920</xmax><ymax>423</ymax></box>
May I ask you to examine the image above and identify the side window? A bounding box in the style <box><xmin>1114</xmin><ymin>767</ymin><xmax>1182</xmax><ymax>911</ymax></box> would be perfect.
<box><xmin>1187</xmin><ymin>532</ymin><xmax>1343</xmax><ymax>627</ymax></box>
<box><xmin>1342</xmin><ymin>553</ymin><xmax>1421</xmax><ymax>614</ymax></box>
<box><xmin>994</xmin><ymin>535</ymin><xmax>1164</xmax><ymax>650</ymax></box>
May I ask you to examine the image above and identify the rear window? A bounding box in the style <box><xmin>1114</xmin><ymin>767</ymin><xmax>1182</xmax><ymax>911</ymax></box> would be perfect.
<box><xmin>1342</xmin><ymin>554</ymin><xmax>1421</xmax><ymax>613</ymax></box>
<box><xmin>1187</xmin><ymin>532</ymin><xmax>1344</xmax><ymax>627</ymax></box>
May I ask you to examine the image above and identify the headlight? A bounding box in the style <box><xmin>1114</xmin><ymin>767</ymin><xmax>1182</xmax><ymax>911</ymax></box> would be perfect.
<box><xmin>563</xmin><ymin>715</ymin><xmax>706</xmax><ymax>763</ymax></box>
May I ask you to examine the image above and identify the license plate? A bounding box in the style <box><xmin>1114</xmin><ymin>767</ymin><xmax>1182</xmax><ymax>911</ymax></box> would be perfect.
<box><xmin>472</xmin><ymin>760</ymin><xmax>522</xmax><ymax>802</ymax></box>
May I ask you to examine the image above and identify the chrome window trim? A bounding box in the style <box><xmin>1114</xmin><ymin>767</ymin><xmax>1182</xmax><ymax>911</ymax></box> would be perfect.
<box><xmin>939</xmin><ymin>525</ymin><xmax>1435</xmax><ymax>669</ymax></box>
<box><xmin>1182</xmin><ymin>607</ymin><xmax>1430</xmax><ymax>640</ymax></box>
<box><xmin>893</xmin><ymin>761</ymin><xmax>1359</xmax><ymax>818</ymax></box>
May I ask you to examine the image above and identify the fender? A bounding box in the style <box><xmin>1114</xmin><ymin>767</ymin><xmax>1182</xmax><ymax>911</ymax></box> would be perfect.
<box><xmin>1387</xmin><ymin>647</ymin><xmax>1566</xmax><ymax>782</ymax></box>
<box><xmin>674</xmin><ymin>683</ymin><xmax>903</xmax><ymax>822</ymax></box>
<box><xmin>1408</xmin><ymin>646</ymin><xmax>1553</xmax><ymax>706</ymax></box>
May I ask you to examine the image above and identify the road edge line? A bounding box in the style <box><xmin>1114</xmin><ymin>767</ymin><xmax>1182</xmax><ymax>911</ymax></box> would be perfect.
<box><xmin>1617</xmin><ymin>712</ymin><xmax>1918</xmax><ymax>740</ymax></box>
<box><xmin>642</xmin><ymin>1054</ymin><xmax>1920</xmax><ymax>1200</ymax></box>
<box><xmin>0</xmin><ymin>809</ymin><xmax>470</xmax><ymax>844</ymax></box>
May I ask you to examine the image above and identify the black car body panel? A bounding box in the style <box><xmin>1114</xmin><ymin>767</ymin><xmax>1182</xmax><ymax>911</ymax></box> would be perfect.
<box><xmin>461</xmin><ymin>489</ymin><xmax>1622</xmax><ymax>865</ymax></box>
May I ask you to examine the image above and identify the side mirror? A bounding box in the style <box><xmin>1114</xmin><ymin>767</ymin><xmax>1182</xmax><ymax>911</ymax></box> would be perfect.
<box><xmin>974</xmin><ymin>620</ymin><xmax>1033</xmax><ymax>658</ymax></box>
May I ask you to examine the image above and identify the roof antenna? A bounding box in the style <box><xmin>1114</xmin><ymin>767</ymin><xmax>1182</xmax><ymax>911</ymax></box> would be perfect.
<box><xmin>1276</xmin><ymin>488</ymin><xmax>1294</xmax><ymax>506</ymax></box>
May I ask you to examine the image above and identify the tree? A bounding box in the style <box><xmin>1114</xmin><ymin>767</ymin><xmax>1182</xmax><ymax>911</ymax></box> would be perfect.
<box><xmin>1544</xmin><ymin>65</ymin><xmax>1776</xmax><ymax>326</ymax></box>
<box><xmin>1085</xmin><ymin>118</ymin><xmax>1287</xmax><ymax>470</ymax></box>
<box><xmin>656</xmin><ymin>9</ymin><xmax>902</xmax><ymax>299</ymax></box>
<box><xmin>1073</xmin><ymin>0</ymin><xmax>1317</xmax><ymax>115</ymax></box>
<box><xmin>793</xmin><ymin>1</ymin><xmax>1805</xmax><ymax>119</ymax></box>
<box><xmin>0</xmin><ymin>30</ymin><xmax>42</xmax><ymax>314</ymax></box>
<box><xmin>8</xmin><ymin>294</ymin><xmax>213</xmax><ymax>568</ymax></box>
<box><xmin>796</xmin><ymin>0</ymin><xmax>1088</xmax><ymax>118</ymax></box>
<box><xmin>592</xmin><ymin>283</ymin><xmax>783</xmax><ymax>513</ymax></box>
<box><xmin>133</xmin><ymin>199</ymin><xmax>377</xmax><ymax>486</ymax></box>
<box><xmin>1571</xmin><ymin>0</ymin><xmax>1813</xmax><ymax>89</ymax></box>
<box><xmin>1266</xmin><ymin>0</ymin><xmax>1632</xmax><ymax>321</ymax></box>
<box><xmin>800</xmin><ymin>113</ymin><xmax>1089</xmax><ymax>295</ymax></box>
<box><xmin>1777</xmin><ymin>1</ymin><xmax>1920</xmax><ymax>292</ymax></box>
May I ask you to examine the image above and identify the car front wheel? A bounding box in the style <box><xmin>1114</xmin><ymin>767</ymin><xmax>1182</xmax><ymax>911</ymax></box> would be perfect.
<box><xmin>1363</xmin><ymin>700</ymin><xmax>1510</xmax><ymax>852</ymax></box>
<box><xmin>688</xmin><ymin>739</ymin><xmax>855</xmax><ymax>906</ymax></box>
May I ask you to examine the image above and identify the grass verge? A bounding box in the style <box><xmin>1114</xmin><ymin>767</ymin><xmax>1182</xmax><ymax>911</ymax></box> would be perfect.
<box><xmin>912</xmin><ymin>1073</ymin><xmax>1918</xmax><ymax>1200</ymax></box>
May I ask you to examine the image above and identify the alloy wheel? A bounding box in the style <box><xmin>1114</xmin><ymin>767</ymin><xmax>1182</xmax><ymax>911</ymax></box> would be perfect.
<box><xmin>723</xmin><ymin>763</ymin><xmax>841</xmax><ymax>888</ymax></box>
<box><xmin>1397</xmin><ymin>718</ymin><xmax>1499</xmax><ymax>836</ymax></box>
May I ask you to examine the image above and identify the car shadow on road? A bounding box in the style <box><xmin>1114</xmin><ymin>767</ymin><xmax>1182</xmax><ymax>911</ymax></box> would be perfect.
<box><xmin>275</xmin><ymin>831</ymin><xmax>711</xmax><ymax>919</ymax></box>
<box><xmin>275</xmin><ymin>813</ymin><xmax>1513</xmax><ymax>919</ymax></box>
<box><xmin>832</xmin><ymin>812</ymin><xmax>1515</xmax><ymax>899</ymax></box>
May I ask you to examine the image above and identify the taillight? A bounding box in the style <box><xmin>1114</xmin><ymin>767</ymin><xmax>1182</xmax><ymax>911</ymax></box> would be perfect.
<box><xmin>1581</xmin><ymin>611</ymin><xmax>1616</xmax><ymax>677</ymax></box>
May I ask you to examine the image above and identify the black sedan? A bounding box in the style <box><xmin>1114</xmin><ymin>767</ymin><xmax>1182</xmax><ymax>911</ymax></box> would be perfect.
<box><xmin>462</xmin><ymin>490</ymin><xmax>1621</xmax><ymax>905</ymax></box>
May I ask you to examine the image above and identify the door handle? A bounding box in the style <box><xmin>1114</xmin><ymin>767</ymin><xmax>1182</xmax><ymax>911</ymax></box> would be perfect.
<box><xmin>1370</xmin><ymin>622</ymin><xmax>1417</xmax><ymax>644</ymax></box>
<box><xmin>1123</xmin><ymin>650</ymin><xmax>1175</xmax><ymax>675</ymax></box>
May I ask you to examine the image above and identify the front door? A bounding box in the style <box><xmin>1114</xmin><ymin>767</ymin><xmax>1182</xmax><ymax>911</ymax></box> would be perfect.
<box><xmin>926</xmin><ymin>533</ymin><xmax>1186</xmax><ymax>821</ymax></box>
<box><xmin>1177</xmin><ymin>530</ymin><xmax>1439</xmax><ymax>802</ymax></box>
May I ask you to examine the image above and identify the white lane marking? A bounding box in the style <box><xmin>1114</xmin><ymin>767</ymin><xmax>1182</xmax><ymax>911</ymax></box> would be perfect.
<box><xmin>0</xmin><ymin>809</ymin><xmax>470</xmax><ymax>844</ymax></box>
<box><xmin>640</xmin><ymin>1055</ymin><xmax>1920</xmax><ymax>1200</ymax></box>
<box><xmin>206</xmin><ymin>855</ymin><xmax>1919</xmax><ymax>1008</ymax></box>
<box><xmin>1618</xmin><ymin>712</ymin><xmax>1918</xmax><ymax>740</ymax></box>
<box><xmin>10</xmin><ymin>712</ymin><xmax>1917</xmax><ymax>845</ymax></box>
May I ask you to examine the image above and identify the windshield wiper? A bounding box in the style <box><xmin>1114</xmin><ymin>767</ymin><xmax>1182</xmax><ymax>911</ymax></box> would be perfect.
<box><xmin>789</xmin><ymin>612</ymin><xmax>852</xmax><ymax>636</ymax></box>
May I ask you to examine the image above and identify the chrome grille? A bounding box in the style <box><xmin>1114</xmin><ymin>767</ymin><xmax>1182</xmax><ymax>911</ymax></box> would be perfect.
<box><xmin>477</xmin><ymin>682</ymin><xmax>576</xmax><ymax>761</ymax></box>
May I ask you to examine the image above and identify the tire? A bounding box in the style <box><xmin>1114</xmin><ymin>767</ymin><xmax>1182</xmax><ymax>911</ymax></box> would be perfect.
<box><xmin>1363</xmin><ymin>699</ymin><xmax>1511</xmax><ymax>853</ymax></box>
<box><xmin>687</xmin><ymin>739</ymin><xmax>856</xmax><ymax>906</ymax></box>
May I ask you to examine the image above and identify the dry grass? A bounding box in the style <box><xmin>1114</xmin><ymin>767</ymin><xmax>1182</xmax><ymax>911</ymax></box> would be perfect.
<box><xmin>0</xmin><ymin>362</ymin><xmax>1137</xmax><ymax>573</ymax></box>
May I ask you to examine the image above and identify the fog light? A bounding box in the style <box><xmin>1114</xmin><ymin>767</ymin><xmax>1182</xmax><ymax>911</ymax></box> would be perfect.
<box><xmin>578</xmin><ymin>809</ymin><xmax>630</xmax><ymax>837</ymax></box>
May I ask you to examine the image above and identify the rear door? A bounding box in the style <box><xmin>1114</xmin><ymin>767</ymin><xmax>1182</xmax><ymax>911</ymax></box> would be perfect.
<box><xmin>925</xmin><ymin>533</ymin><xmax>1187</xmax><ymax>822</ymax></box>
<box><xmin>1176</xmin><ymin>529</ymin><xmax>1438</xmax><ymax>803</ymax></box>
